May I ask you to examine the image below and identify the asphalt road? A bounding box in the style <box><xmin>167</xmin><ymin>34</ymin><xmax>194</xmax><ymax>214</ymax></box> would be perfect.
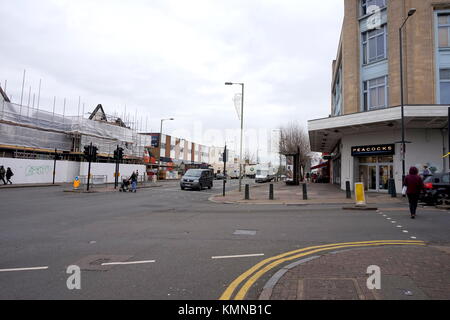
<box><xmin>0</xmin><ymin>180</ymin><xmax>449</xmax><ymax>300</ymax></box>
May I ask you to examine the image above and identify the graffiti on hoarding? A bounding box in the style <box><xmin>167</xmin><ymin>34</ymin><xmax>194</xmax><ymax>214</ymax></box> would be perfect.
<box><xmin>25</xmin><ymin>165</ymin><xmax>52</xmax><ymax>176</ymax></box>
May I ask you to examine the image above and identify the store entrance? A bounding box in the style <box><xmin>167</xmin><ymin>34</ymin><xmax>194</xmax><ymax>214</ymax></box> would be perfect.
<box><xmin>358</xmin><ymin>156</ymin><xmax>394</xmax><ymax>192</ymax></box>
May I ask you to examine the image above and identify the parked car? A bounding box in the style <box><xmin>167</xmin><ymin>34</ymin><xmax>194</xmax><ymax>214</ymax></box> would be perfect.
<box><xmin>180</xmin><ymin>169</ymin><xmax>214</xmax><ymax>191</ymax></box>
<box><xmin>420</xmin><ymin>173</ymin><xmax>450</xmax><ymax>205</ymax></box>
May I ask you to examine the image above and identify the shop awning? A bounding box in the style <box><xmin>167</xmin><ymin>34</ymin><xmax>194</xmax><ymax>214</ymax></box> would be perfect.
<box><xmin>308</xmin><ymin>105</ymin><xmax>449</xmax><ymax>153</ymax></box>
<box><xmin>311</xmin><ymin>162</ymin><xmax>329</xmax><ymax>170</ymax></box>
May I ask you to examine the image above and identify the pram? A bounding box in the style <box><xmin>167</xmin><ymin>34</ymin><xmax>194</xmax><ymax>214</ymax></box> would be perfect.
<box><xmin>119</xmin><ymin>179</ymin><xmax>130</xmax><ymax>192</ymax></box>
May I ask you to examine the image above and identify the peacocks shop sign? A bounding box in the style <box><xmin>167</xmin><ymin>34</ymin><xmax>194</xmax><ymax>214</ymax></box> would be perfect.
<box><xmin>351</xmin><ymin>144</ymin><xmax>395</xmax><ymax>157</ymax></box>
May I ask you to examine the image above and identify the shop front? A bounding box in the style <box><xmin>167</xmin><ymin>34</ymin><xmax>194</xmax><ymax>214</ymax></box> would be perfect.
<box><xmin>352</xmin><ymin>144</ymin><xmax>395</xmax><ymax>192</ymax></box>
<box><xmin>308</xmin><ymin>105</ymin><xmax>449</xmax><ymax>194</ymax></box>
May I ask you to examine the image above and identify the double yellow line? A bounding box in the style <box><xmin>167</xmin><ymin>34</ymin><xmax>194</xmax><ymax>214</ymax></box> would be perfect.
<box><xmin>219</xmin><ymin>240</ymin><xmax>426</xmax><ymax>300</ymax></box>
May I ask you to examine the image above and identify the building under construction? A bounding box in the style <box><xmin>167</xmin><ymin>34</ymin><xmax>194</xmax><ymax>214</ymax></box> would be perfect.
<box><xmin>0</xmin><ymin>85</ymin><xmax>150</xmax><ymax>163</ymax></box>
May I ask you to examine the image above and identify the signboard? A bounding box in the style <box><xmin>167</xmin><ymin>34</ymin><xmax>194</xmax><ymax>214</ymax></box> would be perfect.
<box><xmin>286</xmin><ymin>156</ymin><xmax>294</xmax><ymax>182</ymax></box>
<box><xmin>151</xmin><ymin>135</ymin><xmax>160</xmax><ymax>148</ymax></box>
<box><xmin>351</xmin><ymin>144</ymin><xmax>395</xmax><ymax>157</ymax></box>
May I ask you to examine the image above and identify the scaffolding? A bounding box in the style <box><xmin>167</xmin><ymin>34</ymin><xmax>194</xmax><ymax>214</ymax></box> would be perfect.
<box><xmin>0</xmin><ymin>98</ymin><xmax>151</xmax><ymax>159</ymax></box>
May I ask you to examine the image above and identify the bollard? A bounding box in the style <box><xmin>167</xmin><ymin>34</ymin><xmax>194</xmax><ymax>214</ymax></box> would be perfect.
<box><xmin>389</xmin><ymin>178</ymin><xmax>397</xmax><ymax>198</ymax></box>
<box><xmin>269</xmin><ymin>184</ymin><xmax>274</xmax><ymax>200</ymax></box>
<box><xmin>346</xmin><ymin>181</ymin><xmax>351</xmax><ymax>199</ymax></box>
<box><xmin>303</xmin><ymin>183</ymin><xmax>308</xmax><ymax>200</ymax></box>
<box><xmin>245</xmin><ymin>184</ymin><xmax>250</xmax><ymax>200</ymax></box>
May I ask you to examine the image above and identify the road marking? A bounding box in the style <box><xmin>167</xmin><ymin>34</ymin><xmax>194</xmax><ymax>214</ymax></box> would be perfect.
<box><xmin>397</xmin><ymin>226</ymin><xmax>403</xmax><ymax>228</ymax></box>
<box><xmin>391</xmin><ymin>221</ymin><xmax>396</xmax><ymax>223</ymax></box>
<box><xmin>101</xmin><ymin>260</ymin><xmax>156</xmax><ymax>266</ymax></box>
<box><xmin>212</xmin><ymin>254</ymin><xmax>265</xmax><ymax>260</ymax></box>
<box><xmin>219</xmin><ymin>240</ymin><xmax>425</xmax><ymax>301</ymax></box>
<box><xmin>411</xmin><ymin>236</ymin><xmax>417</xmax><ymax>239</ymax></box>
<box><xmin>403</xmin><ymin>230</ymin><xmax>409</xmax><ymax>233</ymax></box>
<box><xmin>387</xmin><ymin>218</ymin><xmax>391</xmax><ymax>220</ymax></box>
<box><xmin>0</xmin><ymin>266</ymin><xmax>49</xmax><ymax>273</ymax></box>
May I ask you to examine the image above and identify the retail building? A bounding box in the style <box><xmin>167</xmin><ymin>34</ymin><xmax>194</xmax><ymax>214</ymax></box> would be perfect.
<box><xmin>308</xmin><ymin>0</ymin><xmax>450</xmax><ymax>192</ymax></box>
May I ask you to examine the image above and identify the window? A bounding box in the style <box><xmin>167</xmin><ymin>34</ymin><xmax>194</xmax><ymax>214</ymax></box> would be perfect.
<box><xmin>438</xmin><ymin>14</ymin><xmax>450</xmax><ymax>48</ymax></box>
<box><xmin>440</xmin><ymin>69</ymin><xmax>450</xmax><ymax>104</ymax></box>
<box><xmin>362</xmin><ymin>25</ymin><xmax>387</xmax><ymax>64</ymax></box>
<box><xmin>363</xmin><ymin>76</ymin><xmax>388</xmax><ymax>111</ymax></box>
<box><xmin>361</xmin><ymin>0</ymin><xmax>386</xmax><ymax>16</ymax></box>
<box><xmin>332</xmin><ymin>65</ymin><xmax>343</xmax><ymax>116</ymax></box>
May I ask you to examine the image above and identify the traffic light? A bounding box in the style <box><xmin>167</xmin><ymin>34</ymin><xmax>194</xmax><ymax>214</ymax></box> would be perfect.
<box><xmin>91</xmin><ymin>146</ymin><xmax>98</xmax><ymax>162</ymax></box>
<box><xmin>114</xmin><ymin>147</ymin><xmax>124</xmax><ymax>161</ymax></box>
<box><xmin>84</xmin><ymin>145</ymin><xmax>91</xmax><ymax>160</ymax></box>
<box><xmin>83</xmin><ymin>144</ymin><xmax>98</xmax><ymax>162</ymax></box>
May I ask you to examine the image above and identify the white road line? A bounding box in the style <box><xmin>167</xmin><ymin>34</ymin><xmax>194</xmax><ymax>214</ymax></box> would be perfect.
<box><xmin>387</xmin><ymin>218</ymin><xmax>391</xmax><ymax>220</ymax></box>
<box><xmin>403</xmin><ymin>230</ymin><xmax>409</xmax><ymax>233</ymax></box>
<box><xmin>397</xmin><ymin>226</ymin><xmax>403</xmax><ymax>228</ymax></box>
<box><xmin>0</xmin><ymin>266</ymin><xmax>49</xmax><ymax>273</ymax></box>
<box><xmin>212</xmin><ymin>253</ymin><xmax>265</xmax><ymax>260</ymax></box>
<box><xmin>411</xmin><ymin>236</ymin><xmax>417</xmax><ymax>239</ymax></box>
<box><xmin>101</xmin><ymin>260</ymin><xmax>156</xmax><ymax>266</ymax></box>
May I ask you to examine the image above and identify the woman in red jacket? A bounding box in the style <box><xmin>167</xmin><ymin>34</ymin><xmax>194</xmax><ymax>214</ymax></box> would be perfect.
<box><xmin>404</xmin><ymin>167</ymin><xmax>424</xmax><ymax>219</ymax></box>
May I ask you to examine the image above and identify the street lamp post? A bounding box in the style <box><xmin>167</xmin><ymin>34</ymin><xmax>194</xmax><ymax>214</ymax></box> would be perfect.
<box><xmin>225</xmin><ymin>82</ymin><xmax>245</xmax><ymax>192</ymax></box>
<box><xmin>399</xmin><ymin>8</ymin><xmax>416</xmax><ymax>184</ymax></box>
<box><xmin>157</xmin><ymin>118</ymin><xmax>174</xmax><ymax>181</ymax></box>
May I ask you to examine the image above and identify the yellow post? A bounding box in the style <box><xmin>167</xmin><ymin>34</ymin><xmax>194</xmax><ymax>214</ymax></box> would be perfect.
<box><xmin>355</xmin><ymin>182</ymin><xmax>366</xmax><ymax>206</ymax></box>
<box><xmin>73</xmin><ymin>176</ymin><xmax>80</xmax><ymax>190</ymax></box>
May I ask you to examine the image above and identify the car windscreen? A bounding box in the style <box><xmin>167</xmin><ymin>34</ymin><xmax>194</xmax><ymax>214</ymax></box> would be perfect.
<box><xmin>184</xmin><ymin>170</ymin><xmax>202</xmax><ymax>177</ymax></box>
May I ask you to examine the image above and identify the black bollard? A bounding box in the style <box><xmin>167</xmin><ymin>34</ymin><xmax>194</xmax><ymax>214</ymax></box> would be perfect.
<box><xmin>269</xmin><ymin>184</ymin><xmax>274</xmax><ymax>200</ymax></box>
<box><xmin>245</xmin><ymin>184</ymin><xmax>250</xmax><ymax>200</ymax></box>
<box><xmin>389</xmin><ymin>178</ymin><xmax>397</xmax><ymax>198</ymax></box>
<box><xmin>346</xmin><ymin>181</ymin><xmax>351</xmax><ymax>199</ymax></box>
<box><xmin>303</xmin><ymin>183</ymin><xmax>308</xmax><ymax>200</ymax></box>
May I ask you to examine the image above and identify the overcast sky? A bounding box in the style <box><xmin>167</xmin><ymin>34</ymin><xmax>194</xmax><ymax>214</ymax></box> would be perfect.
<box><xmin>0</xmin><ymin>0</ymin><xmax>343</xmax><ymax>161</ymax></box>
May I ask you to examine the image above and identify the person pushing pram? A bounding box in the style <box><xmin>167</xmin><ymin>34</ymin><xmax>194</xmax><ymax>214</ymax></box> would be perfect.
<box><xmin>119</xmin><ymin>171</ymin><xmax>138</xmax><ymax>193</ymax></box>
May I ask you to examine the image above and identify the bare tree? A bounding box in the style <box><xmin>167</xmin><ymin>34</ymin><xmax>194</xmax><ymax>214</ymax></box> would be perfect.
<box><xmin>279</xmin><ymin>122</ymin><xmax>311</xmax><ymax>181</ymax></box>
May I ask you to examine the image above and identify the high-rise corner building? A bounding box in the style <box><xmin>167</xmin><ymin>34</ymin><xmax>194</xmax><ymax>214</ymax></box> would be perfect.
<box><xmin>308</xmin><ymin>0</ymin><xmax>450</xmax><ymax>193</ymax></box>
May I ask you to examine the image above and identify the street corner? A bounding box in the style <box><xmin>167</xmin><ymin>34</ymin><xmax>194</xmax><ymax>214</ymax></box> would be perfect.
<box><xmin>263</xmin><ymin>243</ymin><xmax>450</xmax><ymax>301</ymax></box>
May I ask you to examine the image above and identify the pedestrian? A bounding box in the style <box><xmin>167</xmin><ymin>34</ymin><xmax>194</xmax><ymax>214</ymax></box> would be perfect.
<box><xmin>404</xmin><ymin>166</ymin><xmax>424</xmax><ymax>219</ymax></box>
<box><xmin>0</xmin><ymin>166</ymin><xmax>6</xmax><ymax>185</ymax></box>
<box><xmin>130</xmin><ymin>171</ymin><xmax>138</xmax><ymax>193</ymax></box>
<box><xmin>6</xmin><ymin>167</ymin><xmax>13</xmax><ymax>184</ymax></box>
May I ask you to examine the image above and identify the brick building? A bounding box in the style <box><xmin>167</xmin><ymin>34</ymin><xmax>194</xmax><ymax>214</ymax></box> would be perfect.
<box><xmin>309</xmin><ymin>0</ymin><xmax>450</xmax><ymax>192</ymax></box>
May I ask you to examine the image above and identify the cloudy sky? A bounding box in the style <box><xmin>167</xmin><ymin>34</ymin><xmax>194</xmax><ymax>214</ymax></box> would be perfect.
<box><xmin>0</xmin><ymin>0</ymin><xmax>343</xmax><ymax>161</ymax></box>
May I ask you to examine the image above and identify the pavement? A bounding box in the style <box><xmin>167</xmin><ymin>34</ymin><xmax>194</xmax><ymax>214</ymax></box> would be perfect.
<box><xmin>260</xmin><ymin>244</ymin><xmax>450</xmax><ymax>300</ymax></box>
<box><xmin>210</xmin><ymin>181</ymin><xmax>404</xmax><ymax>205</ymax></box>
